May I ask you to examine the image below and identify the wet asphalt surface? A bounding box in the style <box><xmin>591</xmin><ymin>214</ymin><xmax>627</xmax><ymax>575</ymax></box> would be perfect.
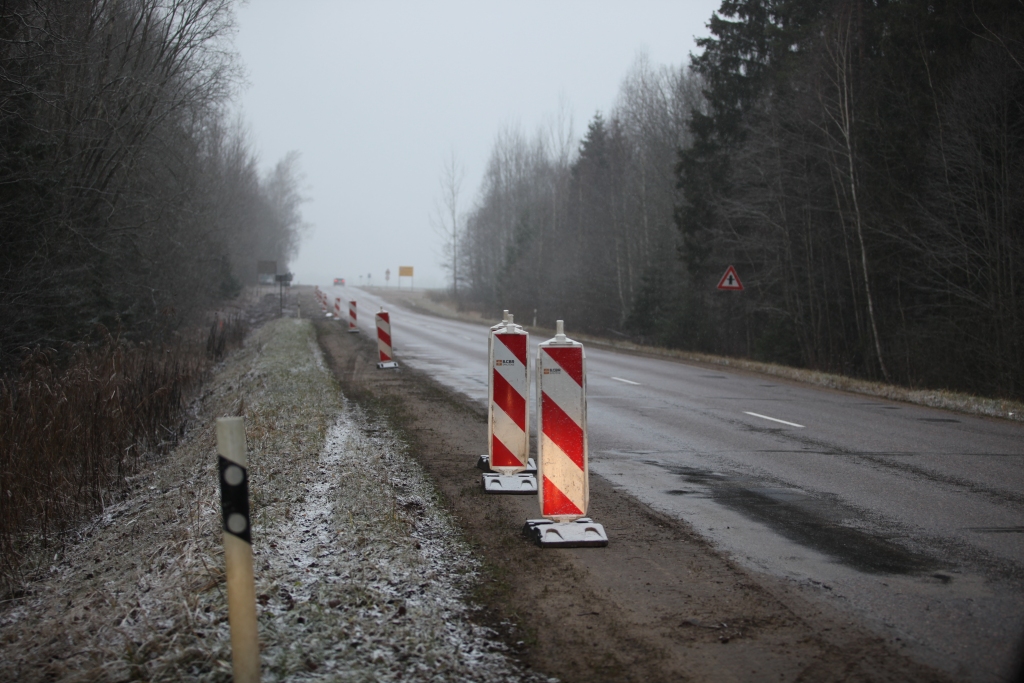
<box><xmin>330</xmin><ymin>286</ymin><xmax>1024</xmax><ymax>682</ymax></box>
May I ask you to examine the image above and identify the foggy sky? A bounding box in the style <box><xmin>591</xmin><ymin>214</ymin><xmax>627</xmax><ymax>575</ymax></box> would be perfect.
<box><xmin>234</xmin><ymin>1</ymin><xmax>722</xmax><ymax>288</ymax></box>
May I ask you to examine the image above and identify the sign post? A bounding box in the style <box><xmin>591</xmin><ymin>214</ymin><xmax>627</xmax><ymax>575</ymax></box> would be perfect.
<box><xmin>274</xmin><ymin>272</ymin><xmax>292</xmax><ymax>315</ymax></box>
<box><xmin>398</xmin><ymin>266</ymin><xmax>414</xmax><ymax>290</ymax></box>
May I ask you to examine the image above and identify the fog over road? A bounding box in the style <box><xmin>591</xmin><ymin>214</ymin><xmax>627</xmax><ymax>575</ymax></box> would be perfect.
<box><xmin>333</xmin><ymin>285</ymin><xmax>1024</xmax><ymax>681</ymax></box>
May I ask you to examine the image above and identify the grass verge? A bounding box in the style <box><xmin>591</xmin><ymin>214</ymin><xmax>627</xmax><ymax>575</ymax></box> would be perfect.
<box><xmin>0</xmin><ymin>316</ymin><xmax>543</xmax><ymax>682</ymax></box>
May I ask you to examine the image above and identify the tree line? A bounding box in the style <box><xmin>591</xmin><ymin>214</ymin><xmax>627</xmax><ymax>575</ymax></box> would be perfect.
<box><xmin>0</xmin><ymin>0</ymin><xmax>303</xmax><ymax>364</ymax></box>
<box><xmin>451</xmin><ymin>0</ymin><xmax>1023</xmax><ymax>401</ymax></box>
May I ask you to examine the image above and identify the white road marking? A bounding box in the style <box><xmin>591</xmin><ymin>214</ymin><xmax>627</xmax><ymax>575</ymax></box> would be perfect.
<box><xmin>744</xmin><ymin>411</ymin><xmax>804</xmax><ymax>428</ymax></box>
<box><xmin>611</xmin><ymin>376</ymin><xmax>641</xmax><ymax>386</ymax></box>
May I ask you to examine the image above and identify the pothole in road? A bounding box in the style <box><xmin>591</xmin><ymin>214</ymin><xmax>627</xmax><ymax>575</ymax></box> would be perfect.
<box><xmin>648</xmin><ymin>462</ymin><xmax>937</xmax><ymax>576</ymax></box>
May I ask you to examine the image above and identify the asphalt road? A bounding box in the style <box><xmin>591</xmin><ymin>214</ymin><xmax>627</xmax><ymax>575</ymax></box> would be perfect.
<box><xmin>329</xmin><ymin>286</ymin><xmax>1024</xmax><ymax>682</ymax></box>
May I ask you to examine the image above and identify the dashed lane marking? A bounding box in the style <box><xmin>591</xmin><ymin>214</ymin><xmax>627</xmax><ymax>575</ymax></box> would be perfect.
<box><xmin>611</xmin><ymin>377</ymin><xmax>641</xmax><ymax>386</ymax></box>
<box><xmin>744</xmin><ymin>411</ymin><xmax>805</xmax><ymax>428</ymax></box>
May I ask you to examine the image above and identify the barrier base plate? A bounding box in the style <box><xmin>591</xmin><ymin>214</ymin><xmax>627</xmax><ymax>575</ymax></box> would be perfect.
<box><xmin>376</xmin><ymin>361</ymin><xmax>399</xmax><ymax>369</ymax></box>
<box><xmin>522</xmin><ymin>518</ymin><xmax>609</xmax><ymax>547</ymax></box>
<box><xmin>476</xmin><ymin>455</ymin><xmax>536</xmax><ymax>473</ymax></box>
<box><xmin>348</xmin><ymin>328</ymin><xmax>359</xmax><ymax>333</ymax></box>
<box><xmin>482</xmin><ymin>473</ymin><xmax>537</xmax><ymax>494</ymax></box>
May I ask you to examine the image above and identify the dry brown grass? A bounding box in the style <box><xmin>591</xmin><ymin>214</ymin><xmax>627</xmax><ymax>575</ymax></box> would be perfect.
<box><xmin>0</xmin><ymin>316</ymin><xmax>246</xmax><ymax>587</ymax></box>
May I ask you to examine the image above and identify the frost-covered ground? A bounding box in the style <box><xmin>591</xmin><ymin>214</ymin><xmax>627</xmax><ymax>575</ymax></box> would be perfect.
<box><xmin>0</xmin><ymin>318</ymin><xmax>547</xmax><ymax>682</ymax></box>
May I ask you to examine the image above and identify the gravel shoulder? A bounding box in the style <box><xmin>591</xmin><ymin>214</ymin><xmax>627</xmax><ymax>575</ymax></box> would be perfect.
<box><xmin>313</xmin><ymin>298</ymin><xmax>955</xmax><ymax>683</ymax></box>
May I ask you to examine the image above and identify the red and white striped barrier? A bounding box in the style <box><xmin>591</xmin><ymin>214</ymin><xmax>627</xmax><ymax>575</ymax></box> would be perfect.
<box><xmin>478</xmin><ymin>312</ymin><xmax>513</xmax><ymax>470</ymax></box>
<box><xmin>481</xmin><ymin>314</ymin><xmax>537</xmax><ymax>494</ymax></box>
<box><xmin>334</xmin><ymin>297</ymin><xmax>341</xmax><ymax>318</ymax></box>
<box><xmin>524</xmin><ymin>320</ymin><xmax>607</xmax><ymax>546</ymax></box>
<box><xmin>375</xmin><ymin>308</ymin><xmax>398</xmax><ymax>369</ymax></box>
<box><xmin>478</xmin><ymin>312</ymin><xmax>537</xmax><ymax>473</ymax></box>
<box><xmin>348</xmin><ymin>300</ymin><xmax>358</xmax><ymax>332</ymax></box>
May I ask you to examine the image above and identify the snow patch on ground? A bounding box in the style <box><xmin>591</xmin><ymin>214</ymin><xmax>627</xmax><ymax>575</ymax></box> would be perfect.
<box><xmin>252</xmin><ymin>409</ymin><xmax>549</xmax><ymax>682</ymax></box>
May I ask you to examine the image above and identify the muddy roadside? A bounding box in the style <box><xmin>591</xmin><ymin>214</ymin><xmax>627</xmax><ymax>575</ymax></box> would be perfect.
<box><xmin>313</xmin><ymin>302</ymin><xmax>953</xmax><ymax>682</ymax></box>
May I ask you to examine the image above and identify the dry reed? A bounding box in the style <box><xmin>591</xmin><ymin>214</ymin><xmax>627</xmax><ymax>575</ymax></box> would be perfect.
<box><xmin>0</xmin><ymin>316</ymin><xmax>247</xmax><ymax>585</ymax></box>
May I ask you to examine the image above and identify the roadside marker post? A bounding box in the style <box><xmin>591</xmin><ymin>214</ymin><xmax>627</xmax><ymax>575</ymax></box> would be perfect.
<box><xmin>523</xmin><ymin>320</ymin><xmax>608</xmax><ymax>547</ymax></box>
<box><xmin>481</xmin><ymin>314</ymin><xmax>538</xmax><ymax>494</ymax></box>
<box><xmin>216</xmin><ymin>417</ymin><xmax>261</xmax><ymax>682</ymax></box>
<box><xmin>334</xmin><ymin>297</ymin><xmax>341</xmax><ymax>319</ymax></box>
<box><xmin>348</xmin><ymin>300</ymin><xmax>358</xmax><ymax>332</ymax></box>
<box><xmin>375</xmin><ymin>307</ymin><xmax>399</xmax><ymax>369</ymax></box>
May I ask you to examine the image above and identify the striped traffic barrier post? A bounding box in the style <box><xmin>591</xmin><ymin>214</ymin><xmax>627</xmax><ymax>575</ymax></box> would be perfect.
<box><xmin>477</xmin><ymin>312</ymin><xmax>538</xmax><ymax>473</ymax></box>
<box><xmin>216</xmin><ymin>417</ymin><xmax>261</xmax><ymax>682</ymax></box>
<box><xmin>348</xmin><ymin>300</ymin><xmax>358</xmax><ymax>332</ymax></box>
<box><xmin>481</xmin><ymin>314</ymin><xmax>537</xmax><ymax>494</ymax></box>
<box><xmin>477</xmin><ymin>311</ymin><xmax>510</xmax><ymax>471</ymax></box>
<box><xmin>334</xmin><ymin>297</ymin><xmax>341</xmax><ymax>319</ymax></box>
<box><xmin>523</xmin><ymin>320</ymin><xmax>608</xmax><ymax>547</ymax></box>
<box><xmin>375</xmin><ymin>307</ymin><xmax>398</xmax><ymax>369</ymax></box>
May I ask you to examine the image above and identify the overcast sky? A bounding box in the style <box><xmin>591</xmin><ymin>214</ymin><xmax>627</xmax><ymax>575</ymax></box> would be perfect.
<box><xmin>234</xmin><ymin>0</ymin><xmax>722</xmax><ymax>288</ymax></box>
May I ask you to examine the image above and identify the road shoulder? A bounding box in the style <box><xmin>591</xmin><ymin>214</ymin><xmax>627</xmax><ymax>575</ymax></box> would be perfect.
<box><xmin>313</xmin><ymin>311</ymin><xmax>953</xmax><ymax>683</ymax></box>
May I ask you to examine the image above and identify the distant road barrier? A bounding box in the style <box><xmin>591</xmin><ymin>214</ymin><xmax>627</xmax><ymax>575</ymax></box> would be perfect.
<box><xmin>375</xmin><ymin>308</ymin><xmax>398</xmax><ymax>369</ymax></box>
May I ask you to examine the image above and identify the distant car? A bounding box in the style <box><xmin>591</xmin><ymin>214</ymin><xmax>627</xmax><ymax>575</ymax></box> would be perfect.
<box><xmin>333</xmin><ymin>278</ymin><xmax>345</xmax><ymax>286</ymax></box>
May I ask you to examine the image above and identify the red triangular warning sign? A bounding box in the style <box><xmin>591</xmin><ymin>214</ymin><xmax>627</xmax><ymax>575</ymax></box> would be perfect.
<box><xmin>717</xmin><ymin>265</ymin><xmax>744</xmax><ymax>291</ymax></box>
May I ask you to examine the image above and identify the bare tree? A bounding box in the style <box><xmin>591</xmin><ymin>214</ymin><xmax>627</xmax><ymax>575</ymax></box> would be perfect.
<box><xmin>816</xmin><ymin>5</ymin><xmax>890</xmax><ymax>382</ymax></box>
<box><xmin>433</xmin><ymin>149</ymin><xmax>464</xmax><ymax>301</ymax></box>
<box><xmin>0</xmin><ymin>0</ymin><xmax>306</xmax><ymax>362</ymax></box>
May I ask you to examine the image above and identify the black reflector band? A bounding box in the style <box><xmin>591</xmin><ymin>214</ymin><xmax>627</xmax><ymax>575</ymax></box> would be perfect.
<box><xmin>219</xmin><ymin>455</ymin><xmax>252</xmax><ymax>543</ymax></box>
